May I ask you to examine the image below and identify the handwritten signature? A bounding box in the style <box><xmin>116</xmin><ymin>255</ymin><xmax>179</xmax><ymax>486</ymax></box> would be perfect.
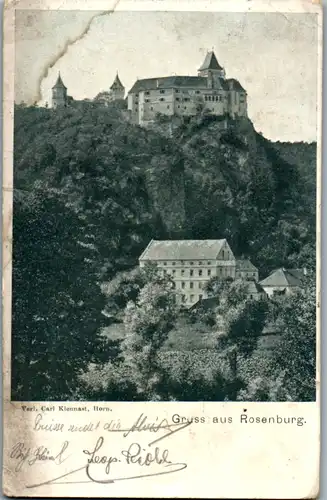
<box><xmin>10</xmin><ymin>441</ymin><xmax>69</xmax><ymax>472</ymax></box>
<box><xmin>9</xmin><ymin>413</ymin><xmax>191</xmax><ymax>489</ymax></box>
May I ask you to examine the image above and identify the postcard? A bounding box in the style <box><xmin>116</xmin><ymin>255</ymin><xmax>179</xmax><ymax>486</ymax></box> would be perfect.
<box><xmin>2</xmin><ymin>0</ymin><xmax>322</xmax><ymax>497</ymax></box>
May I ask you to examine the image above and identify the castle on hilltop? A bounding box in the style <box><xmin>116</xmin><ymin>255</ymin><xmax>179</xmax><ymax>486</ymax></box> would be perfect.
<box><xmin>51</xmin><ymin>51</ymin><xmax>248</xmax><ymax>125</ymax></box>
<box><xmin>127</xmin><ymin>51</ymin><xmax>248</xmax><ymax>126</ymax></box>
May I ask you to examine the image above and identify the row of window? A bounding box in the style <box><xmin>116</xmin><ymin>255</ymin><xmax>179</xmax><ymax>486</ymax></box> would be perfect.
<box><xmin>143</xmin><ymin>89</ymin><xmax>201</xmax><ymax>96</ymax></box>
<box><xmin>164</xmin><ymin>267</ymin><xmax>234</xmax><ymax>278</ymax></box>
<box><xmin>165</xmin><ymin>269</ymin><xmax>211</xmax><ymax>277</ymax></box>
<box><xmin>205</xmin><ymin>95</ymin><xmax>223</xmax><ymax>102</ymax></box>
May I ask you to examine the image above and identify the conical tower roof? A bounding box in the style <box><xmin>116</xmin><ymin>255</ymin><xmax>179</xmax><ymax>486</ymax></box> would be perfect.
<box><xmin>52</xmin><ymin>72</ymin><xmax>67</xmax><ymax>89</ymax></box>
<box><xmin>198</xmin><ymin>51</ymin><xmax>223</xmax><ymax>71</ymax></box>
<box><xmin>110</xmin><ymin>73</ymin><xmax>124</xmax><ymax>90</ymax></box>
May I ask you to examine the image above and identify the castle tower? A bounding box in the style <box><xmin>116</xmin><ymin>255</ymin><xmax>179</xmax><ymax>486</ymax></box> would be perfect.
<box><xmin>51</xmin><ymin>73</ymin><xmax>68</xmax><ymax>108</ymax></box>
<box><xmin>198</xmin><ymin>51</ymin><xmax>226</xmax><ymax>87</ymax></box>
<box><xmin>109</xmin><ymin>73</ymin><xmax>125</xmax><ymax>100</ymax></box>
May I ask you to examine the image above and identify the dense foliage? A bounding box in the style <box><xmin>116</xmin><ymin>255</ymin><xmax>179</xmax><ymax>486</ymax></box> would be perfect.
<box><xmin>12</xmin><ymin>102</ymin><xmax>317</xmax><ymax>401</ymax></box>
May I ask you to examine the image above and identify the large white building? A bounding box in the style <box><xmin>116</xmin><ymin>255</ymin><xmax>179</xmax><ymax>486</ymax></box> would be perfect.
<box><xmin>139</xmin><ymin>239</ymin><xmax>236</xmax><ymax>307</ymax></box>
<box><xmin>127</xmin><ymin>51</ymin><xmax>248</xmax><ymax>126</ymax></box>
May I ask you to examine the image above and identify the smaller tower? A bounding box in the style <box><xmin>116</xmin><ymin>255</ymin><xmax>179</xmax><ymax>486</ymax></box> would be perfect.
<box><xmin>109</xmin><ymin>73</ymin><xmax>125</xmax><ymax>101</ymax></box>
<box><xmin>198</xmin><ymin>51</ymin><xmax>226</xmax><ymax>87</ymax></box>
<box><xmin>51</xmin><ymin>73</ymin><xmax>68</xmax><ymax>108</ymax></box>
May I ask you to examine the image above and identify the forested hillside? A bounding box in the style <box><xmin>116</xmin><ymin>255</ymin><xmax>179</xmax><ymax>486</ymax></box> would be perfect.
<box><xmin>12</xmin><ymin>101</ymin><xmax>317</xmax><ymax>401</ymax></box>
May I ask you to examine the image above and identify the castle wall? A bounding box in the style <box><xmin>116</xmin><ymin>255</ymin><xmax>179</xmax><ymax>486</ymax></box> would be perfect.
<box><xmin>228</xmin><ymin>90</ymin><xmax>247</xmax><ymax>118</ymax></box>
<box><xmin>127</xmin><ymin>78</ymin><xmax>247</xmax><ymax>125</ymax></box>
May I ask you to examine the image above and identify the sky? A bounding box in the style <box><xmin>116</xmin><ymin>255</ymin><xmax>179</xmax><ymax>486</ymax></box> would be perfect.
<box><xmin>15</xmin><ymin>10</ymin><xmax>319</xmax><ymax>142</ymax></box>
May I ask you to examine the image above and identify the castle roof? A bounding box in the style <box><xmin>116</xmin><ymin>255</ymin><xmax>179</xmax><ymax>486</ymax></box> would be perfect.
<box><xmin>259</xmin><ymin>268</ymin><xmax>305</xmax><ymax>288</ymax></box>
<box><xmin>227</xmin><ymin>78</ymin><xmax>246</xmax><ymax>93</ymax></box>
<box><xmin>110</xmin><ymin>73</ymin><xmax>124</xmax><ymax>90</ymax></box>
<box><xmin>139</xmin><ymin>239</ymin><xmax>227</xmax><ymax>261</ymax></box>
<box><xmin>198</xmin><ymin>51</ymin><xmax>223</xmax><ymax>71</ymax></box>
<box><xmin>52</xmin><ymin>73</ymin><xmax>67</xmax><ymax>89</ymax></box>
<box><xmin>128</xmin><ymin>75</ymin><xmax>230</xmax><ymax>93</ymax></box>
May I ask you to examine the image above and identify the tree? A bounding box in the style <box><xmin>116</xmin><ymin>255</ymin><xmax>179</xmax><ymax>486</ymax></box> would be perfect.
<box><xmin>12</xmin><ymin>193</ymin><xmax>110</xmax><ymax>400</ymax></box>
<box><xmin>204</xmin><ymin>275</ymin><xmax>233</xmax><ymax>298</ymax></box>
<box><xmin>120</xmin><ymin>273</ymin><xmax>178</xmax><ymax>399</ymax></box>
<box><xmin>214</xmin><ymin>279</ymin><xmax>269</xmax><ymax>399</ymax></box>
<box><xmin>269</xmin><ymin>272</ymin><xmax>316</xmax><ymax>401</ymax></box>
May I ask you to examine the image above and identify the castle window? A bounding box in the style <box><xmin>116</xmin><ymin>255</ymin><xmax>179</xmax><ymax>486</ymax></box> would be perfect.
<box><xmin>145</xmin><ymin>99</ymin><xmax>150</xmax><ymax>102</ymax></box>
<box><xmin>172</xmin><ymin>270</ymin><xmax>176</xmax><ymax>275</ymax></box>
<box><xmin>164</xmin><ymin>262</ymin><xmax>167</xmax><ymax>266</ymax></box>
<box><xmin>150</xmin><ymin>106</ymin><xmax>153</xmax><ymax>110</ymax></box>
<box><xmin>175</xmin><ymin>89</ymin><xmax>180</xmax><ymax>93</ymax></box>
<box><xmin>184</xmin><ymin>106</ymin><xmax>187</xmax><ymax>109</ymax></box>
<box><xmin>184</xmin><ymin>98</ymin><xmax>190</xmax><ymax>102</ymax></box>
<box><xmin>199</xmin><ymin>270</ymin><xmax>203</xmax><ymax>277</ymax></box>
<box><xmin>160</xmin><ymin>89</ymin><xmax>165</xmax><ymax>94</ymax></box>
<box><xmin>190</xmin><ymin>270</ymin><xmax>194</xmax><ymax>277</ymax></box>
<box><xmin>190</xmin><ymin>262</ymin><xmax>194</xmax><ymax>265</ymax></box>
<box><xmin>181</xmin><ymin>269</ymin><xmax>185</xmax><ymax>276</ymax></box>
<box><xmin>198</xmin><ymin>261</ymin><xmax>202</xmax><ymax>265</ymax></box>
<box><xmin>181</xmin><ymin>282</ymin><xmax>185</xmax><ymax>289</ymax></box>
<box><xmin>195</xmin><ymin>90</ymin><xmax>200</xmax><ymax>94</ymax></box>
<box><xmin>167</xmin><ymin>105</ymin><xmax>170</xmax><ymax>109</ymax></box>
<box><xmin>145</xmin><ymin>91</ymin><xmax>150</xmax><ymax>95</ymax></box>
<box><xmin>198</xmin><ymin>282</ymin><xmax>202</xmax><ymax>289</ymax></box>
<box><xmin>207</xmin><ymin>261</ymin><xmax>211</xmax><ymax>265</ymax></box>
<box><xmin>208</xmin><ymin>269</ymin><xmax>211</xmax><ymax>276</ymax></box>
<box><xmin>190</xmin><ymin>282</ymin><xmax>194</xmax><ymax>289</ymax></box>
<box><xmin>215</xmin><ymin>96</ymin><xmax>218</xmax><ymax>101</ymax></box>
<box><xmin>190</xmin><ymin>294</ymin><xmax>194</xmax><ymax>302</ymax></box>
<box><xmin>172</xmin><ymin>262</ymin><xmax>176</xmax><ymax>266</ymax></box>
<box><xmin>159</xmin><ymin>98</ymin><xmax>165</xmax><ymax>101</ymax></box>
<box><xmin>205</xmin><ymin>96</ymin><xmax>208</xmax><ymax>101</ymax></box>
<box><xmin>178</xmin><ymin>105</ymin><xmax>180</xmax><ymax>108</ymax></box>
<box><xmin>176</xmin><ymin>97</ymin><xmax>180</xmax><ymax>101</ymax></box>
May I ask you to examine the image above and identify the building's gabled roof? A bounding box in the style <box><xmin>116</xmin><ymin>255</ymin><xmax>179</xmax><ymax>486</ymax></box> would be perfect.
<box><xmin>139</xmin><ymin>239</ymin><xmax>227</xmax><ymax>261</ymax></box>
<box><xmin>287</xmin><ymin>268</ymin><xmax>306</xmax><ymax>280</ymax></box>
<box><xmin>227</xmin><ymin>78</ymin><xmax>246</xmax><ymax>93</ymax></box>
<box><xmin>236</xmin><ymin>259</ymin><xmax>258</xmax><ymax>271</ymax></box>
<box><xmin>110</xmin><ymin>73</ymin><xmax>124</xmax><ymax>90</ymax></box>
<box><xmin>198</xmin><ymin>51</ymin><xmax>223</xmax><ymax>72</ymax></box>
<box><xmin>52</xmin><ymin>73</ymin><xmax>67</xmax><ymax>89</ymax></box>
<box><xmin>128</xmin><ymin>76</ymin><xmax>208</xmax><ymax>94</ymax></box>
<box><xmin>245</xmin><ymin>281</ymin><xmax>266</xmax><ymax>295</ymax></box>
<box><xmin>190</xmin><ymin>296</ymin><xmax>220</xmax><ymax>311</ymax></box>
<box><xmin>259</xmin><ymin>268</ymin><xmax>303</xmax><ymax>288</ymax></box>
